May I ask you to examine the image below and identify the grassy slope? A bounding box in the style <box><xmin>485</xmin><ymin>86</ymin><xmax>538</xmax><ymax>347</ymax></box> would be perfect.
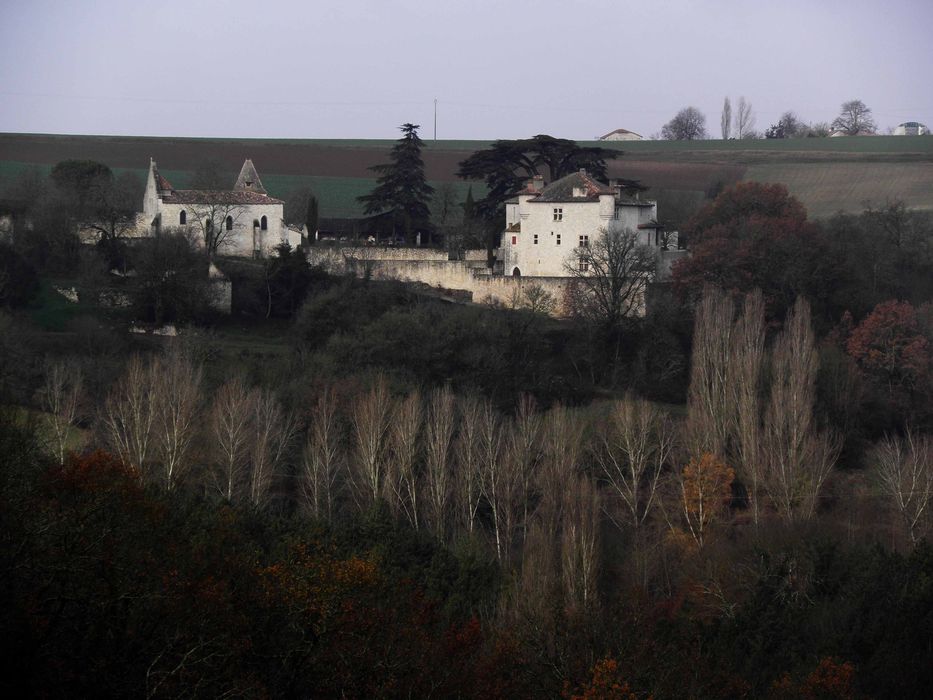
<box><xmin>2</xmin><ymin>133</ymin><xmax>931</xmax><ymax>219</ymax></box>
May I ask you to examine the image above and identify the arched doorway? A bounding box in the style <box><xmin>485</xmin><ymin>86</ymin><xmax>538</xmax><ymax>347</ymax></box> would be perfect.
<box><xmin>512</xmin><ymin>267</ymin><xmax>521</xmax><ymax>277</ymax></box>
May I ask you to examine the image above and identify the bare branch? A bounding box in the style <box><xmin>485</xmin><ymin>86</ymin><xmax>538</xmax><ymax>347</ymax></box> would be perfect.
<box><xmin>40</xmin><ymin>359</ymin><xmax>83</xmax><ymax>465</ymax></box>
<box><xmin>874</xmin><ymin>429</ymin><xmax>933</xmax><ymax>545</ymax></box>
<box><xmin>210</xmin><ymin>377</ymin><xmax>255</xmax><ymax>502</ymax></box>
<box><xmin>301</xmin><ymin>386</ymin><xmax>344</xmax><ymax>521</ymax></box>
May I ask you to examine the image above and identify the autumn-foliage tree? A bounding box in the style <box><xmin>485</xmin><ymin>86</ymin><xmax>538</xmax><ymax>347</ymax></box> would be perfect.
<box><xmin>670</xmin><ymin>453</ymin><xmax>735</xmax><ymax>548</ymax></box>
<box><xmin>846</xmin><ymin>300</ymin><xmax>933</xmax><ymax>414</ymax></box>
<box><xmin>672</xmin><ymin>183</ymin><xmax>835</xmax><ymax>323</ymax></box>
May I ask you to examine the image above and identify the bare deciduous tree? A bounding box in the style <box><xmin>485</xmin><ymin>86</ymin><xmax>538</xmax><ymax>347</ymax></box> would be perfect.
<box><xmin>249</xmin><ymin>389</ymin><xmax>296</xmax><ymax>508</ymax></box>
<box><xmin>734</xmin><ymin>96</ymin><xmax>756</xmax><ymax>139</ymax></box>
<box><xmin>455</xmin><ymin>395</ymin><xmax>489</xmax><ymax>536</ymax></box>
<box><xmin>686</xmin><ymin>286</ymin><xmax>735</xmax><ymax>459</ymax></box>
<box><xmin>566</xmin><ymin>228</ymin><xmax>658</xmax><ymax>331</ymax></box>
<box><xmin>102</xmin><ymin>355</ymin><xmax>157</xmax><ymax>474</ymax></box>
<box><xmin>424</xmin><ymin>387</ymin><xmax>457</xmax><ymax>539</ymax></box>
<box><xmin>513</xmin><ymin>394</ymin><xmax>541</xmax><ymax>543</ymax></box>
<box><xmin>187</xmin><ymin>201</ymin><xmax>247</xmax><ymax>258</ymax></box>
<box><xmin>874</xmin><ymin>429</ymin><xmax>933</xmax><ymax>545</ymax></box>
<box><xmin>538</xmin><ymin>404</ymin><xmax>584</xmax><ymax>530</ymax></box>
<box><xmin>561</xmin><ymin>476</ymin><xmax>601</xmax><ymax>608</ymax></box>
<box><xmin>350</xmin><ymin>377</ymin><xmax>391</xmax><ymax>508</ymax></box>
<box><xmin>721</xmin><ymin>97</ymin><xmax>732</xmax><ymax>140</ymax></box>
<box><xmin>302</xmin><ymin>387</ymin><xmax>344</xmax><ymax>521</ymax></box>
<box><xmin>211</xmin><ymin>378</ymin><xmax>255</xmax><ymax>502</ymax></box>
<box><xmin>661</xmin><ymin>106</ymin><xmax>708</xmax><ymax>140</ymax></box>
<box><xmin>40</xmin><ymin>360</ymin><xmax>83</xmax><ymax>465</ymax></box>
<box><xmin>597</xmin><ymin>395</ymin><xmax>675</xmax><ymax>532</ymax></box>
<box><xmin>387</xmin><ymin>389</ymin><xmax>422</xmax><ymax>529</ymax></box>
<box><xmin>729</xmin><ymin>290</ymin><xmax>766</xmax><ymax>524</ymax></box>
<box><xmin>762</xmin><ymin>298</ymin><xmax>839</xmax><ymax>522</ymax></box>
<box><xmin>477</xmin><ymin>400</ymin><xmax>512</xmax><ymax>563</ymax></box>
<box><xmin>152</xmin><ymin>349</ymin><xmax>202</xmax><ymax>491</ymax></box>
<box><xmin>832</xmin><ymin>99</ymin><xmax>877</xmax><ymax>135</ymax></box>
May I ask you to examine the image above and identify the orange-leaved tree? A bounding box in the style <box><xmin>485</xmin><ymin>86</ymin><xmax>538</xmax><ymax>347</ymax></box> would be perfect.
<box><xmin>672</xmin><ymin>453</ymin><xmax>734</xmax><ymax>548</ymax></box>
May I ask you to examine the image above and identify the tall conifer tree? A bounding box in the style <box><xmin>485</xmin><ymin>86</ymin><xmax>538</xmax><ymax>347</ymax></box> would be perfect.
<box><xmin>358</xmin><ymin>123</ymin><xmax>434</xmax><ymax>242</ymax></box>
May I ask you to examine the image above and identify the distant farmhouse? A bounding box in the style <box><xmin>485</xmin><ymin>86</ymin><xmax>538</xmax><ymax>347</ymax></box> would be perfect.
<box><xmin>597</xmin><ymin>128</ymin><xmax>643</xmax><ymax>141</ymax></box>
<box><xmin>500</xmin><ymin>170</ymin><xmax>673</xmax><ymax>277</ymax></box>
<box><xmin>143</xmin><ymin>158</ymin><xmax>301</xmax><ymax>257</ymax></box>
<box><xmin>894</xmin><ymin>121</ymin><xmax>929</xmax><ymax>135</ymax></box>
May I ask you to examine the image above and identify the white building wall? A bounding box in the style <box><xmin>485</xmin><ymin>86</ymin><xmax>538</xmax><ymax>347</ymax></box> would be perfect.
<box><xmin>501</xmin><ymin>195</ymin><xmax>660</xmax><ymax>277</ymax></box>
<box><xmin>157</xmin><ymin>202</ymin><xmax>286</xmax><ymax>257</ymax></box>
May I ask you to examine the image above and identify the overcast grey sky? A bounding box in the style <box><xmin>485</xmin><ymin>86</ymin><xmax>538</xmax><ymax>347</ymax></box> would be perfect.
<box><xmin>1</xmin><ymin>0</ymin><xmax>930</xmax><ymax>140</ymax></box>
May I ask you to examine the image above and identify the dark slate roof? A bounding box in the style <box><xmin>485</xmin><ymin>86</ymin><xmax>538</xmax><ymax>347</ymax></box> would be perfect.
<box><xmin>532</xmin><ymin>171</ymin><xmax>615</xmax><ymax>203</ymax></box>
<box><xmin>162</xmin><ymin>190</ymin><xmax>283</xmax><ymax>205</ymax></box>
<box><xmin>233</xmin><ymin>159</ymin><xmax>267</xmax><ymax>195</ymax></box>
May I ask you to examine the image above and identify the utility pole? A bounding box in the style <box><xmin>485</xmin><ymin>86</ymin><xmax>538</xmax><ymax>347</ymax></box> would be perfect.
<box><xmin>434</xmin><ymin>98</ymin><xmax>437</xmax><ymax>142</ymax></box>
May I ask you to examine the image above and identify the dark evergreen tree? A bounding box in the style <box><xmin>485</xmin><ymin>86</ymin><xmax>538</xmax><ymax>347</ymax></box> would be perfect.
<box><xmin>358</xmin><ymin>123</ymin><xmax>434</xmax><ymax>243</ymax></box>
<box><xmin>461</xmin><ymin>185</ymin><xmax>475</xmax><ymax>224</ymax></box>
<box><xmin>457</xmin><ymin>135</ymin><xmax>617</xmax><ymax>260</ymax></box>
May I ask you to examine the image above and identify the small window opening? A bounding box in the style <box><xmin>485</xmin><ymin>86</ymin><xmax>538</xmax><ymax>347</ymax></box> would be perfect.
<box><xmin>260</xmin><ymin>215</ymin><xmax>268</xmax><ymax>231</ymax></box>
<box><xmin>179</xmin><ymin>210</ymin><xmax>186</xmax><ymax>225</ymax></box>
<box><xmin>225</xmin><ymin>216</ymin><xmax>233</xmax><ymax>231</ymax></box>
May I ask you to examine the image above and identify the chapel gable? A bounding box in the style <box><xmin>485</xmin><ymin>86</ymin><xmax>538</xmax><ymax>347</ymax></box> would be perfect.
<box><xmin>233</xmin><ymin>159</ymin><xmax>268</xmax><ymax>195</ymax></box>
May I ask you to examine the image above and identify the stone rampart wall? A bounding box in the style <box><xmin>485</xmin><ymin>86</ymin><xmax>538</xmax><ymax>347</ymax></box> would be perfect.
<box><xmin>307</xmin><ymin>247</ymin><xmax>572</xmax><ymax>314</ymax></box>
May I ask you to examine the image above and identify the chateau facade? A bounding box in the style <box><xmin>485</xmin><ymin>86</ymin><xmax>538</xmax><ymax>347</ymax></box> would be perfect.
<box><xmin>499</xmin><ymin>170</ymin><xmax>673</xmax><ymax>278</ymax></box>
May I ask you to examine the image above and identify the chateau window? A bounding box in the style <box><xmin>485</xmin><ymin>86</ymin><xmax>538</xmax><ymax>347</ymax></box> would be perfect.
<box><xmin>179</xmin><ymin>210</ymin><xmax>186</xmax><ymax>225</ymax></box>
<box><xmin>556</xmin><ymin>233</ymin><xmax>561</xmax><ymax>246</ymax></box>
<box><xmin>553</xmin><ymin>208</ymin><xmax>563</xmax><ymax>222</ymax></box>
<box><xmin>225</xmin><ymin>216</ymin><xmax>233</xmax><ymax>231</ymax></box>
<box><xmin>260</xmin><ymin>215</ymin><xmax>268</xmax><ymax>231</ymax></box>
<box><xmin>578</xmin><ymin>261</ymin><xmax>589</xmax><ymax>272</ymax></box>
<box><xmin>533</xmin><ymin>234</ymin><xmax>538</xmax><ymax>245</ymax></box>
<box><xmin>579</xmin><ymin>234</ymin><xmax>589</xmax><ymax>247</ymax></box>
<box><xmin>511</xmin><ymin>236</ymin><xmax>517</xmax><ymax>245</ymax></box>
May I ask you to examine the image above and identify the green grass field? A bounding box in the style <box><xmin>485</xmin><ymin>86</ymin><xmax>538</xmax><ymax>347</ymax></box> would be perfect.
<box><xmin>2</xmin><ymin>132</ymin><xmax>931</xmax><ymax>220</ymax></box>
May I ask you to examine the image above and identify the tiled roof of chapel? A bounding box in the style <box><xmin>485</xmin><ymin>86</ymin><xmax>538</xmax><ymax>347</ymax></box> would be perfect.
<box><xmin>162</xmin><ymin>190</ymin><xmax>283</xmax><ymax>205</ymax></box>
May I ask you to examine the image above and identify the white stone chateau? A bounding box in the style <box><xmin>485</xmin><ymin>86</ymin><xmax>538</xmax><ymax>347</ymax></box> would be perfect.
<box><xmin>500</xmin><ymin>170</ymin><xmax>674</xmax><ymax>278</ymax></box>
<box><xmin>143</xmin><ymin>158</ymin><xmax>300</xmax><ymax>256</ymax></box>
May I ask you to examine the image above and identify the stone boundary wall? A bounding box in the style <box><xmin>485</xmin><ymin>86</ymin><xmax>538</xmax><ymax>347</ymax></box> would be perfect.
<box><xmin>316</xmin><ymin>245</ymin><xmax>451</xmax><ymax>262</ymax></box>
<box><xmin>306</xmin><ymin>247</ymin><xmax>573</xmax><ymax>314</ymax></box>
